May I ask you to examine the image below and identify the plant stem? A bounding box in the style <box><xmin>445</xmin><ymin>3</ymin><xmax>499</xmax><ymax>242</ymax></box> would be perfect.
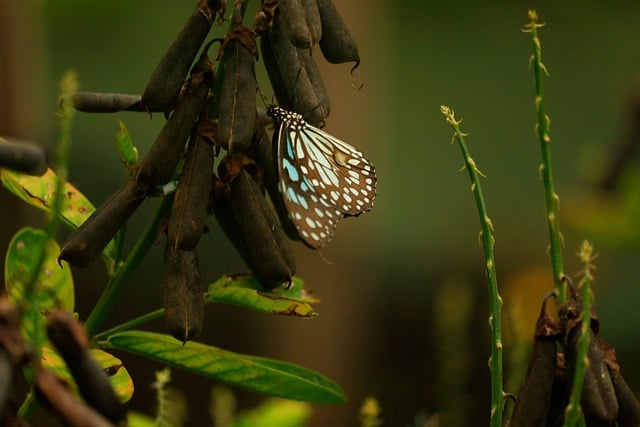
<box><xmin>563</xmin><ymin>279</ymin><xmax>592</xmax><ymax>427</ymax></box>
<box><xmin>93</xmin><ymin>308</ymin><xmax>164</xmax><ymax>342</ymax></box>
<box><xmin>440</xmin><ymin>106</ymin><xmax>504</xmax><ymax>427</ymax></box>
<box><xmin>84</xmin><ymin>195</ymin><xmax>173</xmax><ymax>337</ymax></box>
<box><xmin>523</xmin><ymin>10</ymin><xmax>567</xmax><ymax>304</ymax></box>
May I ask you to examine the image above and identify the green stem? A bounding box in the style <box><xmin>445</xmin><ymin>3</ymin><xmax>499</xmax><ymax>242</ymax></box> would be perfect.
<box><xmin>440</xmin><ymin>106</ymin><xmax>504</xmax><ymax>427</ymax></box>
<box><xmin>524</xmin><ymin>10</ymin><xmax>566</xmax><ymax>304</ymax></box>
<box><xmin>84</xmin><ymin>195</ymin><xmax>173</xmax><ymax>337</ymax></box>
<box><xmin>93</xmin><ymin>308</ymin><xmax>164</xmax><ymax>342</ymax></box>
<box><xmin>563</xmin><ymin>278</ymin><xmax>591</xmax><ymax>427</ymax></box>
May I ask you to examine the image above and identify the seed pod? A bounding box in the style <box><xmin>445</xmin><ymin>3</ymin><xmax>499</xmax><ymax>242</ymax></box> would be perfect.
<box><xmin>46</xmin><ymin>309</ymin><xmax>125</xmax><ymax>425</ymax></box>
<box><xmin>559</xmin><ymin>296</ymin><xmax>619</xmax><ymax>425</ymax></box>
<box><xmin>213</xmin><ymin>157</ymin><xmax>296</xmax><ymax>289</ymax></box>
<box><xmin>316</xmin><ymin>0</ymin><xmax>360</xmax><ymax>67</ymax></box>
<box><xmin>301</xmin><ymin>0</ymin><xmax>322</xmax><ymax>48</ymax></box>
<box><xmin>259</xmin><ymin>33</ymin><xmax>293</xmax><ymax>109</ymax></box>
<box><xmin>216</xmin><ymin>26</ymin><xmax>258</xmax><ymax>154</ymax></box>
<box><xmin>0</xmin><ymin>137</ymin><xmax>47</xmax><ymax>175</ymax></box>
<box><xmin>280</xmin><ymin>0</ymin><xmax>312</xmax><ymax>48</ymax></box>
<box><xmin>58</xmin><ymin>177</ymin><xmax>146</xmax><ymax>267</ymax></box>
<box><xmin>137</xmin><ymin>56</ymin><xmax>214</xmax><ymax>191</ymax></box>
<box><xmin>612</xmin><ymin>370</ymin><xmax>640</xmax><ymax>426</ymax></box>
<box><xmin>168</xmin><ymin>131</ymin><xmax>214</xmax><ymax>250</ymax></box>
<box><xmin>141</xmin><ymin>1</ymin><xmax>222</xmax><ymax>111</ymax></box>
<box><xmin>70</xmin><ymin>92</ymin><xmax>149</xmax><ymax>113</ymax></box>
<box><xmin>265</xmin><ymin>9</ymin><xmax>326</xmax><ymax>125</ymax></box>
<box><xmin>34</xmin><ymin>368</ymin><xmax>115</xmax><ymax>427</ymax></box>
<box><xmin>163</xmin><ymin>244</ymin><xmax>204</xmax><ymax>343</ymax></box>
<box><xmin>509</xmin><ymin>293</ymin><xmax>562</xmax><ymax>427</ymax></box>
<box><xmin>297</xmin><ymin>47</ymin><xmax>330</xmax><ymax>120</ymax></box>
<box><xmin>251</xmin><ymin>121</ymin><xmax>300</xmax><ymax>241</ymax></box>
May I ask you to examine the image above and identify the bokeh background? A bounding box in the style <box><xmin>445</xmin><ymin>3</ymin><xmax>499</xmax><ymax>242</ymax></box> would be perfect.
<box><xmin>2</xmin><ymin>1</ymin><xmax>640</xmax><ymax>426</ymax></box>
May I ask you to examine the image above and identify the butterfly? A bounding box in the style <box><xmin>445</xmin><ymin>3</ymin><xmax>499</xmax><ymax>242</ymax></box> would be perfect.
<box><xmin>266</xmin><ymin>105</ymin><xmax>376</xmax><ymax>249</ymax></box>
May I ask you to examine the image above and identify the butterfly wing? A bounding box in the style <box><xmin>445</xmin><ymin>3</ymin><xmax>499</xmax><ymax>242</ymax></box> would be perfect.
<box><xmin>275</xmin><ymin>119</ymin><xmax>377</xmax><ymax>248</ymax></box>
<box><xmin>275</xmin><ymin>121</ymin><xmax>342</xmax><ymax>248</ymax></box>
<box><xmin>300</xmin><ymin>125</ymin><xmax>376</xmax><ymax>216</ymax></box>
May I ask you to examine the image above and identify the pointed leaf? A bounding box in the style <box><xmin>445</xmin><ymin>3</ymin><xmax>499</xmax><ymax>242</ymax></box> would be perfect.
<box><xmin>205</xmin><ymin>275</ymin><xmax>319</xmax><ymax>318</ymax></box>
<box><xmin>102</xmin><ymin>331</ymin><xmax>346</xmax><ymax>404</ymax></box>
<box><xmin>1</xmin><ymin>168</ymin><xmax>116</xmax><ymax>270</ymax></box>
<box><xmin>5</xmin><ymin>227</ymin><xmax>74</xmax><ymax>346</ymax></box>
<box><xmin>41</xmin><ymin>346</ymin><xmax>134</xmax><ymax>403</ymax></box>
<box><xmin>116</xmin><ymin>120</ymin><xmax>139</xmax><ymax>172</ymax></box>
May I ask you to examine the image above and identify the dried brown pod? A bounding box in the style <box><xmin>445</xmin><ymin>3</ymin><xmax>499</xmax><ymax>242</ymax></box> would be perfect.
<box><xmin>251</xmin><ymin>122</ymin><xmax>300</xmax><ymax>241</ymax></box>
<box><xmin>46</xmin><ymin>309</ymin><xmax>125</xmax><ymax>425</ymax></box>
<box><xmin>162</xmin><ymin>244</ymin><xmax>204</xmax><ymax>343</ymax></box>
<box><xmin>213</xmin><ymin>158</ymin><xmax>296</xmax><ymax>289</ymax></box>
<box><xmin>141</xmin><ymin>0</ymin><xmax>222</xmax><ymax>111</ymax></box>
<box><xmin>559</xmin><ymin>295</ymin><xmax>619</xmax><ymax>425</ymax></box>
<box><xmin>316</xmin><ymin>0</ymin><xmax>360</xmax><ymax>68</ymax></box>
<box><xmin>137</xmin><ymin>55</ymin><xmax>214</xmax><ymax>191</ymax></box>
<box><xmin>509</xmin><ymin>293</ymin><xmax>562</xmax><ymax>427</ymax></box>
<box><xmin>301</xmin><ymin>0</ymin><xmax>322</xmax><ymax>48</ymax></box>
<box><xmin>167</xmin><ymin>130</ymin><xmax>214</xmax><ymax>250</ymax></box>
<box><xmin>70</xmin><ymin>92</ymin><xmax>149</xmax><ymax>113</ymax></box>
<box><xmin>263</xmin><ymin>8</ymin><xmax>326</xmax><ymax>125</ymax></box>
<box><xmin>216</xmin><ymin>26</ymin><xmax>258</xmax><ymax>154</ymax></box>
<box><xmin>0</xmin><ymin>138</ymin><xmax>47</xmax><ymax>175</ymax></box>
<box><xmin>280</xmin><ymin>0</ymin><xmax>312</xmax><ymax>49</ymax></box>
<box><xmin>58</xmin><ymin>177</ymin><xmax>146</xmax><ymax>267</ymax></box>
<box><xmin>35</xmin><ymin>368</ymin><xmax>116</xmax><ymax>427</ymax></box>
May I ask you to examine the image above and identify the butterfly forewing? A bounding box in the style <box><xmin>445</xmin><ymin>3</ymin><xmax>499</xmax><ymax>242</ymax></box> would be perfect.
<box><xmin>268</xmin><ymin>105</ymin><xmax>377</xmax><ymax>248</ymax></box>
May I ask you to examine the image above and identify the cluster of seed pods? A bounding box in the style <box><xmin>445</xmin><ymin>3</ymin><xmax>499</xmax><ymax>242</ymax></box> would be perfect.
<box><xmin>56</xmin><ymin>0</ymin><xmax>362</xmax><ymax>343</ymax></box>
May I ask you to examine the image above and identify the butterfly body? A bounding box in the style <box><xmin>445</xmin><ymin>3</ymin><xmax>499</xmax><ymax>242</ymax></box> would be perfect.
<box><xmin>266</xmin><ymin>105</ymin><xmax>376</xmax><ymax>249</ymax></box>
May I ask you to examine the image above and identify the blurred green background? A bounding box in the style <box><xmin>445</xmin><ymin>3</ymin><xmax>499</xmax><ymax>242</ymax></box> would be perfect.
<box><xmin>2</xmin><ymin>1</ymin><xmax>640</xmax><ymax>426</ymax></box>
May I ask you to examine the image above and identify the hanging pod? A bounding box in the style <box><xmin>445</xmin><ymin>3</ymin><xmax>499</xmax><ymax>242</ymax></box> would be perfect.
<box><xmin>141</xmin><ymin>0</ymin><xmax>223</xmax><ymax>111</ymax></box>
<box><xmin>162</xmin><ymin>244</ymin><xmax>204</xmax><ymax>343</ymax></box>
<box><xmin>167</xmin><ymin>129</ymin><xmax>214</xmax><ymax>250</ymax></box>
<box><xmin>216</xmin><ymin>25</ymin><xmax>258</xmax><ymax>154</ymax></box>
<box><xmin>46</xmin><ymin>309</ymin><xmax>126</xmax><ymax>425</ymax></box>
<box><xmin>262</xmin><ymin>6</ymin><xmax>327</xmax><ymax>126</ymax></box>
<box><xmin>137</xmin><ymin>54</ymin><xmax>214</xmax><ymax>191</ymax></box>
<box><xmin>212</xmin><ymin>156</ymin><xmax>296</xmax><ymax>289</ymax></box>
<box><xmin>58</xmin><ymin>177</ymin><xmax>146</xmax><ymax>267</ymax></box>
<box><xmin>316</xmin><ymin>0</ymin><xmax>360</xmax><ymax>68</ymax></box>
<box><xmin>509</xmin><ymin>293</ymin><xmax>562</xmax><ymax>427</ymax></box>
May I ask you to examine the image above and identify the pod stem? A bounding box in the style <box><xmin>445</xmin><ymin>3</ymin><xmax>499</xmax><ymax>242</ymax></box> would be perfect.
<box><xmin>564</xmin><ymin>242</ymin><xmax>597</xmax><ymax>427</ymax></box>
<box><xmin>84</xmin><ymin>195</ymin><xmax>173</xmax><ymax>337</ymax></box>
<box><xmin>523</xmin><ymin>10</ymin><xmax>566</xmax><ymax>304</ymax></box>
<box><xmin>440</xmin><ymin>106</ymin><xmax>504</xmax><ymax>427</ymax></box>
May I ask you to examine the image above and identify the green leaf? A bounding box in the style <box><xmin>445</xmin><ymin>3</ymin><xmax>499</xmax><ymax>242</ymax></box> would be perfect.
<box><xmin>41</xmin><ymin>346</ymin><xmax>134</xmax><ymax>403</ymax></box>
<box><xmin>205</xmin><ymin>275</ymin><xmax>319</xmax><ymax>318</ymax></box>
<box><xmin>116</xmin><ymin>120</ymin><xmax>139</xmax><ymax>173</ymax></box>
<box><xmin>127</xmin><ymin>412</ymin><xmax>156</xmax><ymax>427</ymax></box>
<box><xmin>0</xmin><ymin>168</ymin><xmax>116</xmax><ymax>271</ymax></box>
<box><xmin>234</xmin><ymin>399</ymin><xmax>312</xmax><ymax>427</ymax></box>
<box><xmin>5</xmin><ymin>227</ymin><xmax>74</xmax><ymax>345</ymax></box>
<box><xmin>102</xmin><ymin>331</ymin><xmax>346</xmax><ymax>404</ymax></box>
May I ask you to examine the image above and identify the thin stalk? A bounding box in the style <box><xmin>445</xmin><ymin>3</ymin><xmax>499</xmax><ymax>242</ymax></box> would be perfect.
<box><xmin>440</xmin><ymin>106</ymin><xmax>504</xmax><ymax>427</ymax></box>
<box><xmin>93</xmin><ymin>308</ymin><xmax>164</xmax><ymax>342</ymax></box>
<box><xmin>564</xmin><ymin>241</ymin><xmax>597</xmax><ymax>427</ymax></box>
<box><xmin>18</xmin><ymin>72</ymin><xmax>77</xmax><ymax>421</ymax></box>
<box><xmin>84</xmin><ymin>194</ymin><xmax>173</xmax><ymax>337</ymax></box>
<box><xmin>523</xmin><ymin>10</ymin><xmax>567</xmax><ymax>304</ymax></box>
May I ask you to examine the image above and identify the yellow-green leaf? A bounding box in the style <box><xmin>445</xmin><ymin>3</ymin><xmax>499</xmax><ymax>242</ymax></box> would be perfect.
<box><xmin>205</xmin><ymin>275</ymin><xmax>319</xmax><ymax>318</ymax></box>
<box><xmin>5</xmin><ymin>227</ymin><xmax>74</xmax><ymax>346</ymax></box>
<box><xmin>1</xmin><ymin>168</ymin><xmax>116</xmax><ymax>271</ymax></box>
<box><xmin>234</xmin><ymin>399</ymin><xmax>312</xmax><ymax>427</ymax></box>
<box><xmin>103</xmin><ymin>331</ymin><xmax>346</xmax><ymax>404</ymax></box>
<box><xmin>41</xmin><ymin>346</ymin><xmax>134</xmax><ymax>403</ymax></box>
